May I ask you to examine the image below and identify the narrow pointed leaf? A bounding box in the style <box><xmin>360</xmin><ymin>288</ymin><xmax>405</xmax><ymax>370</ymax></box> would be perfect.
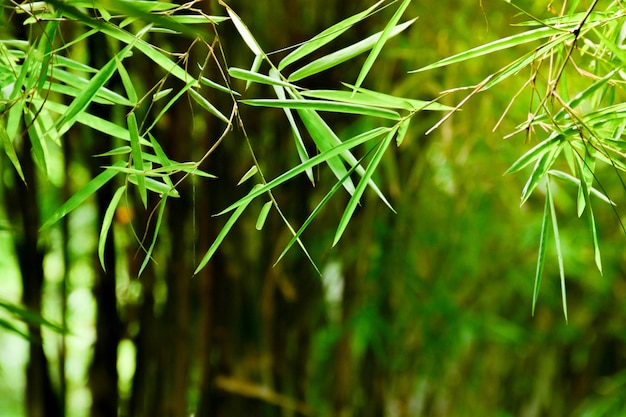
<box><xmin>288</xmin><ymin>19</ymin><xmax>416</xmax><ymax>82</ymax></box>
<box><xmin>127</xmin><ymin>112</ymin><xmax>147</xmax><ymax>207</ymax></box>
<box><xmin>217</xmin><ymin>128</ymin><xmax>389</xmax><ymax>215</ymax></box>
<box><xmin>256</xmin><ymin>201</ymin><xmax>272</xmax><ymax>230</ymax></box>
<box><xmin>229</xmin><ymin>67</ymin><xmax>299</xmax><ymax>89</ymax></box>
<box><xmin>353</xmin><ymin>0</ymin><xmax>411</xmax><ymax>93</ymax></box>
<box><xmin>241</xmin><ymin>99</ymin><xmax>401</xmax><ymax>120</ymax></box>
<box><xmin>547</xmin><ymin>180</ymin><xmax>568</xmax><ymax>322</ymax></box>
<box><xmin>410</xmin><ymin>25</ymin><xmax>565</xmax><ymax>73</ymax></box>
<box><xmin>194</xmin><ymin>185</ymin><xmax>257</xmax><ymax>275</ymax></box>
<box><xmin>238</xmin><ymin>166</ymin><xmax>258</xmax><ymax>185</ymax></box>
<box><xmin>278</xmin><ymin>0</ymin><xmax>385</xmax><ymax>70</ymax></box>
<box><xmin>189</xmin><ymin>88</ymin><xmax>229</xmax><ymax>123</ymax></box>
<box><xmin>334</xmin><ymin>127</ymin><xmax>396</xmax><ymax>245</ymax></box>
<box><xmin>41</xmin><ymin>161</ymin><xmax>126</xmax><ymax>229</ymax></box>
<box><xmin>138</xmin><ymin>196</ymin><xmax>168</xmax><ymax>276</ymax></box>
<box><xmin>219</xmin><ymin>0</ymin><xmax>263</xmax><ymax>56</ymax></box>
<box><xmin>520</xmin><ymin>141</ymin><xmax>563</xmax><ymax>205</ymax></box>
<box><xmin>532</xmin><ymin>188</ymin><xmax>550</xmax><ymax>316</ymax></box>
<box><xmin>99</xmin><ymin>186</ymin><xmax>125</xmax><ymax>271</ymax></box>
<box><xmin>270</xmin><ymin>69</ymin><xmax>313</xmax><ymax>184</ymax></box>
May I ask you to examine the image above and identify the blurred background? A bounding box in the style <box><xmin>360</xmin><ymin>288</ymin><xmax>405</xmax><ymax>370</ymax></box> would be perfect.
<box><xmin>2</xmin><ymin>1</ymin><xmax>626</xmax><ymax>416</ymax></box>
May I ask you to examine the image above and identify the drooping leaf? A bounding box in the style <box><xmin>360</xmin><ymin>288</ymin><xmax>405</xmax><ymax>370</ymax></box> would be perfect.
<box><xmin>127</xmin><ymin>112</ymin><xmax>147</xmax><ymax>207</ymax></box>
<box><xmin>99</xmin><ymin>186</ymin><xmax>126</xmax><ymax>271</ymax></box>
<box><xmin>41</xmin><ymin>161</ymin><xmax>126</xmax><ymax>229</ymax></box>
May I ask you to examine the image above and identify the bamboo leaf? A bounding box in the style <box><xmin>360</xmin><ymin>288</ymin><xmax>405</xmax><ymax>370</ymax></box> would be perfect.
<box><xmin>548</xmin><ymin>170</ymin><xmax>615</xmax><ymax>206</ymax></box>
<box><xmin>520</xmin><ymin>141</ymin><xmax>563</xmax><ymax>205</ymax></box>
<box><xmin>0</xmin><ymin>121</ymin><xmax>25</xmax><ymax>183</ymax></box>
<box><xmin>505</xmin><ymin>136</ymin><xmax>561</xmax><ymax>175</ymax></box>
<box><xmin>138</xmin><ymin>196</ymin><xmax>168</xmax><ymax>276</ymax></box>
<box><xmin>57</xmin><ymin>42</ymin><xmax>134</xmax><ymax>134</ymax></box>
<box><xmin>396</xmin><ymin>117</ymin><xmax>411</xmax><ymax>146</ymax></box>
<box><xmin>255</xmin><ymin>201</ymin><xmax>272</xmax><ymax>230</ymax></box>
<box><xmin>99</xmin><ymin>186</ymin><xmax>125</xmax><ymax>271</ymax></box>
<box><xmin>288</xmin><ymin>19</ymin><xmax>416</xmax><ymax>82</ymax></box>
<box><xmin>219</xmin><ymin>0</ymin><xmax>263</xmax><ymax>56</ymax></box>
<box><xmin>200</xmin><ymin>76</ymin><xmax>240</xmax><ymax>96</ymax></box>
<box><xmin>241</xmin><ymin>99</ymin><xmax>401</xmax><ymax>120</ymax></box>
<box><xmin>546</xmin><ymin>179</ymin><xmax>568</xmax><ymax>322</ymax></box>
<box><xmin>228</xmin><ymin>67</ymin><xmax>300</xmax><ymax>90</ymax></box>
<box><xmin>217</xmin><ymin>127</ymin><xmax>389</xmax><ymax>216</ymax></box>
<box><xmin>274</xmin><ymin>154</ymin><xmax>364</xmax><ymax>265</ymax></box>
<box><xmin>353</xmin><ymin>0</ymin><xmax>411</xmax><ymax>93</ymax></box>
<box><xmin>532</xmin><ymin>187</ymin><xmax>550</xmax><ymax>316</ymax></box>
<box><xmin>304</xmin><ymin>87</ymin><xmax>454</xmax><ymax>111</ymax></box>
<box><xmin>238</xmin><ymin>166</ymin><xmax>258</xmax><ymax>185</ymax></box>
<box><xmin>246</xmin><ymin>54</ymin><xmax>263</xmax><ymax>90</ymax></box>
<box><xmin>41</xmin><ymin>161</ymin><xmax>126</xmax><ymax>229</ymax></box>
<box><xmin>270</xmin><ymin>69</ymin><xmax>313</xmax><ymax>184</ymax></box>
<box><xmin>333</xmin><ymin>127</ymin><xmax>395</xmax><ymax>245</ymax></box>
<box><xmin>410</xmin><ymin>25</ymin><xmax>566</xmax><ymax>73</ymax></box>
<box><xmin>278</xmin><ymin>0</ymin><xmax>385</xmax><ymax>70</ymax></box>
<box><xmin>189</xmin><ymin>88</ymin><xmax>229</xmax><ymax>123</ymax></box>
<box><xmin>194</xmin><ymin>185</ymin><xmax>258</xmax><ymax>275</ymax></box>
<box><xmin>127</xmin><ymin>112</ymin><xmax>147</xmax><ymax>208</ymax></box>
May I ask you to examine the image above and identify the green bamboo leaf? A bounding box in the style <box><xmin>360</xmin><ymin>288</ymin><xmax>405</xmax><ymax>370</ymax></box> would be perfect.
<box><xmin>296</xmin><ymin>106</ymin><xmax>393</xmax><ymax>209</ymax></box>
<box><xmin>127</xmin><ymin>175</ymin><xmax>180</xmax><ymax>198</ymax></box>
<box><xmin>546</xmin><ymin>179</ymin><xmax>568</xmax><ymax>322</ymax></box>
<box><xmin>278</xmin><ymin>0</ymin><xmax>385</xmax><ymax>70</ymax></box>
<box><xmin>241</xmin><ymin>99</ymin><xmax>401</xmax><ymax>120</ymax></box>
<box><xmin>228</xmin><ymin>67</ymin><xmax>300</xmax><ymax>90</ymax></box>
<box><xmin>99</xmin><ymin>186</ymin><xmax>125</xmax><ymax>271</ymax></box>
<box><xmin>57</xmin><ymin>42</ymin><xmax>134</xmax><ymax>134</ymax></box>
<box><xmin>127</xmin><ymin>112</ymin><xmax>147</xmax><ymax>208</ymax></box>
<box><xmin>34</xmin><ymin>98</ymin><xmax>136</xmax><ymax>143</ymax></box>
<box><xmin>548</xmin><ymin>170</ymin><xmax>615</xmax><ymax>206</ymax></box>
<box><xmin>100</xmin><ymin>25</ymin><xmax>198</xmax><ymax>86</ymax></box>
<box><xmin>410</xmin><ymin>25</ymin><xmax>565</xmax><ymax>73</ymax></box>
<box><xmin>24</xmin><ymin>109</ymin><xmax>50</xmax><ymax>177</ymax></box>
<box><xmin>189</xmin><ymin>88</ymin><xmax>229</xmax><ymax>123</ymax></box>
<box><xmin>505</xmin><ymin>136</ymin><xmax>561</xmax><ymax>174</ymax></box>
<box><xmin>115</xmin><ymin>55</ymin><xmax>137</xmax><ymax>103</ymax></box>
<box><xmin>0</xmin><ymin>299</ymin><xmax>66</xmax><ymax>334</ymax></box>
<box><xmin>200</xmin><ymin>76</ymin><xmax>240</xmax><ymax>96</ymax></box>
<box><xmin>520</xmin><ymin>141</ymin><xmax>563</xmax><ymax>205</ymax></box>
<box><xmin>148</xmin><ymin>133</ymin><xmax>175</xmax><ymax>188</ymax></box>
<box><xmin>333</xmin><ymin>127</ymin><xmax>396</xmax><ymax>245</ymax></box>
<box><xmin>152</xmin><ymin>88</ymin><xmax>172</xmax><ymax>102</ymax></box>
<box><xmin>306</xmin><ymin>86</ymin><xmax>454</xmax><ymax>111</ymax></box>
<box><xmin>145</xmin><ymin>81</ymin><xmax>195</xmax><ymax>134</ymax></box>
<box><xmin>0</xmin><ymin>121</ymin><xmax>25</xmax><ymax>183</ymax></box>
<box><xmin>238</xmin><ymin>166</ymin><xmax>258</xmax><ymax>185</ymax></box>
<box><xmin>219</xmin><ymin>0</ymin><xmax>263</xmax><ymax>56</ymax></box>
<box><xmin>41</xmin><ymin>161</ymin><xmax>126</xmax><ymax>229</ymax></box>
<box><xmin>246</xmin><ymin>54</ymin><xmax>263</xmax><ymax>91</ymax></box>
<box><xmin>50</xmin><ymin>68</ymin><xmax>134</xmax><ymax>106</ymax></box>
<box><xmin>168</xmin><ymin>15</ymin><xmax>229</xmax><ymax>24</ymax></box>
<box><xmin>255</xmin><ymin>201</ymin><xmax>272</xmax><ymax>230</ymax></box>
<box><xmin>0</xmin><ymin>317</ymin><xmax>30</xmax><ymax>340</ymax></box>
<box><xmin>353</xmin><ymin>0</ymin><xmax>411</xmax><ymax>93</ymax></box>
<box><xmin>288</xmin><ymin>19</ymin><xmax>416</xmax><ymax>82</ymax></box>
<box><xmin>396</xmin><ymin>117</ymin><xmax>411</xmax><ymax>147</ymax></box>
<box><xmin>194</xmin><ymin>185</ymin><xmax>258</xmax><ymax>275</ymax></box>
<box><xmin>269</xmin><ymin>69</ymin><xmax>313</xmax><ymax>184</ymax></box>
<box><xmin>138</xmin><ymin>196</ymin><xmax>168</xmax><ymax>277</ymax></box>
<box><xmin>532</xmin><ymin>188</ymin><xmax>550</xmax><ymax>316</ymax></box>
<box><xmin>274</xmin><ymin>155</ymin><xmax>365</xmax><ymax>265</ymax></box>
<box><xmin>217</xmin><ymin>127</ymin><xmax>389</xmax><ymax>216</ymax></box>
